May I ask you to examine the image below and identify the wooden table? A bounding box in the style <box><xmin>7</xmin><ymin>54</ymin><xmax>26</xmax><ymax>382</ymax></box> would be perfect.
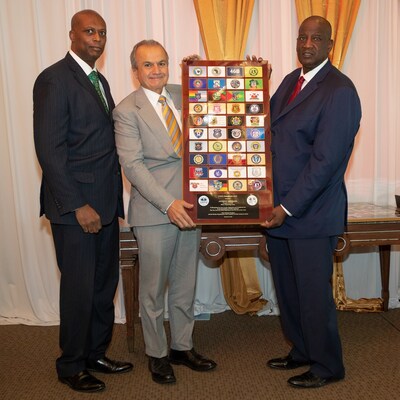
<box><xmin>119</xmin><ymin>203</ymin><xmax>400</xmax><ymax>351</ymax></box>
<box><xmin>334</xmin><ymin>203</ymin><xmax>400</xmax><ymax>312</ymax></box>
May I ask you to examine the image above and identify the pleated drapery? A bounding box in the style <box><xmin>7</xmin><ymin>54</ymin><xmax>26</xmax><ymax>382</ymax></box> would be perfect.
<box><xmin>2</xmin><ymin>0</ymin><xmax>400</xmax><ymax>325</ymax></box>
<box><xmin>193</xmin><ymin>0</ymin><xmax>255</xmax><ymax>59</ymax></box>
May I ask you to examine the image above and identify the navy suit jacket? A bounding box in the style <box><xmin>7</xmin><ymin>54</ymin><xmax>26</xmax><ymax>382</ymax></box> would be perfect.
<box><xmin>34</xmin><ymin>53</ymin><xmax>123</xmax><ymax>225</ymax></box>
<box><xmin>268</xmin><ymin>61</ymin><xmax>361</xmax><ymax>238</ymax></box>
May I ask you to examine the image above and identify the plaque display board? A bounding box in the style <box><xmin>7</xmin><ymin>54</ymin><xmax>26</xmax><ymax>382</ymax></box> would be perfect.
<box><xmin>181</xmin><ymin>60</ymin><xmax>273</xmax><ymax>224</ymax></box>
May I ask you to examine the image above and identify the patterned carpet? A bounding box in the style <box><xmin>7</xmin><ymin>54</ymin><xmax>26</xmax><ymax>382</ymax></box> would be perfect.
<box><xmin>1</xmin><ymin>309</ymin><xmax>400</xmax><ymax>400</ymax></box>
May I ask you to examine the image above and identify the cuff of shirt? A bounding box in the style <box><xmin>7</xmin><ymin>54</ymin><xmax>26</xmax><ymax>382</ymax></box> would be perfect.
<box><xmin>164</xmin><ymin>200</ymin><xmax>174</xmax><ymax>214</ymax></box>
<box><xmin>280</xmin><ymin>204</ymin><xmax>292</xmax><ymax>217</ymax></box>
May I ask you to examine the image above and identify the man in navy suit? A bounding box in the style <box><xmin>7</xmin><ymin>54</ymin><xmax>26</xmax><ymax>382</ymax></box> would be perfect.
<box><xmin>262</xmin><ymin>16</ymin><xmax>361</xmax><ymax>388</ymax></box>
<box><xmin>33</xmin><ymin>10</ymin><xmax>132</xmax><ymax>393</ymax></box>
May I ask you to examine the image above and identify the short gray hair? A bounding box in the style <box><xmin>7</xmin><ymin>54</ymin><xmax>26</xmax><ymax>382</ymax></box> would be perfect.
<box><xmin>130</xmin><ymin>39</ymin><xmax>169</xmax><ymax>69</ymax></box>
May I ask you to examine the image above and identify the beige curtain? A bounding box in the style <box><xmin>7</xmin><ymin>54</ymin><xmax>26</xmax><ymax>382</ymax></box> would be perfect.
<box><xmin>193</xmin><ymin>0</ymin><xmax>266</xmax><ymax>314</ymax></box>
<box><xmin>220</xmin><ymin>252</ymin><xmax>267</xmax><ymax>315</ymax></box>
<box><xmin>193</xmin><ymin>0</ymin><xmax>255</xmax><ymax>59</ymax></box>
<box><xmin>295</xmin><ymin>0</ymin><xmax>382</xmax><ymax>312</ymax></box>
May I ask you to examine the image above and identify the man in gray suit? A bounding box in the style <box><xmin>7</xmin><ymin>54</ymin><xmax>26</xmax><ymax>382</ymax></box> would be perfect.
<box><xmin>113</xmin><ymin>40</ymin><xmax>216</xmax><ymax>384</ymax></box>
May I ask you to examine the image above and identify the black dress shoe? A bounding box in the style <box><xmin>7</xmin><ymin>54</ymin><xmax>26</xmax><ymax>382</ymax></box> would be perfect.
<box><xmin>87</xmin><ymin>356</ymin><xmax>133</xmax><ymax>374</ymax></box>
<box><xmin>148</xmin><ymin>356</ymin><xmax>176</xmax><ymax>384</ymax></box>
<box><xmin>169</xmin><ymin>348</ymin><xmax>217</xmax><ymax>371</ymax></box>
<box><xmin>267</xmin><ymin>355</ymin><xmax>309</xmax><ymax>370</ymax></box>
<box><xmin>288</xmin><ymin>371</ymin><xmax>343</xmax><ymax>388</ymax></box>
<box><xmin>58</xmin><ymin>370</ymin><xmax>105</xmax><ymax>392</ymax></box>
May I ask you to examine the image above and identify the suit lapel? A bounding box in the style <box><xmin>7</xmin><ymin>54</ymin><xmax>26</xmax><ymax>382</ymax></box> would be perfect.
<box><xmin>65</xmin><ymin>53</ymin><xmax>111</xmax><ymax>118</ymax></box>
<box><xmin>98</xmin><ymin>72</ymin><xmax>114</xmax><ymax>114</ymax></box>
<box><xmin>165</xmin><ymin>84</ymin><xmax>182</xmax><ymax>110</ymax></box>
<box><xmin>273</xmin><ymin>62</ymin><xmax>333</xmax><ymax>124</ymax></box>
<box><xmin>135</xmin><ymin>87</ymin><xmax>176</xmax><ymax>156</ymax></box>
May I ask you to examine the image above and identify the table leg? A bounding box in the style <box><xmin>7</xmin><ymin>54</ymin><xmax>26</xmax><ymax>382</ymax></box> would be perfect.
<box><xmin>378</xmin><ymin>245</ymin><xmax>391</xmax><ymax>311</ymax></box>
<box><xmin>120</xmin><ymin>260</ymin><xmax>138</xmax><ymax>352</ymax></box>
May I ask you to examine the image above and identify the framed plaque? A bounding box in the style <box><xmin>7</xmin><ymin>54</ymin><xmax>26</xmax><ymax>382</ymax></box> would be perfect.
<box><xmin>181</xmin><ymin>60</ymin><xmax>273</xmax><ymax>225</ymax></box>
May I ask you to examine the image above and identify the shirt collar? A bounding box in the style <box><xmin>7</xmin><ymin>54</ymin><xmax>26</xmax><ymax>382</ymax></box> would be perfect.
<box><xmin>69</xmin><ymin>50</ymin><xmax>97</xmax><ymax>76</ymax></box>
<box><xmin>301</xmin><ymin>58</ymin><xmax>329</xmax><ymax>83</ymax></box>
<box><xmin>142</xmin><ymin>87</ymin><xmax>170</xmax><ymax>107</ymax></box>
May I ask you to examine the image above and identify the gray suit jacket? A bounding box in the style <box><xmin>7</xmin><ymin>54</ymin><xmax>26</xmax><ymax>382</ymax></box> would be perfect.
<box><xmin>113</xmin><ymin>84</ymin><xmax>182</xmax><ymax>226</ymax></box>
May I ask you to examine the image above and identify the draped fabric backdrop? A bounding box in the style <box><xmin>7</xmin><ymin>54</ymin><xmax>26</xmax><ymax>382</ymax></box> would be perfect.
<box><xmin>0</xmin><ymin>0</ymin><xmax>399</xmax><ymax>325</ymax></box>
<box><xmin>193</xmin><ymin>0</ymin><xmax>255</xmax><ymax>59</ymax></box>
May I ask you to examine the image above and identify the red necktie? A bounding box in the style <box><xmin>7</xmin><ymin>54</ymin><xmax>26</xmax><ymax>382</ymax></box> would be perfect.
<box><xmin>287</xmin><ymin>76</ymin><xmax>305</xmax><ymax>104</ymax></box>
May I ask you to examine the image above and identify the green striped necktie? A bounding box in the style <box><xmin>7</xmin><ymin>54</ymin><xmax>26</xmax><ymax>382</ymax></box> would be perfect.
<box><xmin>88</xmin><ymin>70</ymin><xmax>109</xmax><ymax>112</ymax></box>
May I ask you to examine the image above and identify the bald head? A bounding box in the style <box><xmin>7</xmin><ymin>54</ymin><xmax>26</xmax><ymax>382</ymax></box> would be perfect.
<box><xmin>69</xmin><ymin>9</ymin><xmax>107</xmax><ymax>68</ymax></box>
<box><xmin>301</xmin><ymin>16</ymin><xmax>332</xmax><ymax>39</ymax></box>
<box><xmin>296</xmin><ymin>15</ymin><xmax>333</xmax><ymax>73</ymax></box>
<box><xmin>71</xmin><ymin>9</ymin><xmax>105</xmax><ymax>30</ymax></box>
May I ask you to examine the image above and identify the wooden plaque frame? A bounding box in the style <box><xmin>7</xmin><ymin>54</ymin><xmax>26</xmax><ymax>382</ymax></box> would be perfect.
<box><xmin>181</xmin><ymin>60</ymin><xmax>273</xmax><ymax>224</ymax></box>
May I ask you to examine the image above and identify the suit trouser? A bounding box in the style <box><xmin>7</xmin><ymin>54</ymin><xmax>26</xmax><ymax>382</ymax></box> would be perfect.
<box><xmin>51</xmin><ymin>217</ymin><xmax>119</xmax><ymax>377</ymax></box>
<box><xmin>267</xmin><ymin>235</ymin><xmax>345</xmax><ymax>378</ymax></box>
<box><xmin>134</xmin><ymin>224</ymin><xmax>201</xmax><ymax>358</ymax></box>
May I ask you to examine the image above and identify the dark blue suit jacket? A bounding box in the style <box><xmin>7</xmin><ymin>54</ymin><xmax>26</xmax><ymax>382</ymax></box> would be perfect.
<box><xmin>34</xmin><ymin>53</ymin><xmax>123</xmax><ymax>225</ymax></box>
<box><xmin>268</xmin><ymin>61</ymin><xmax>361</xmax><ymax>238</ymax></box>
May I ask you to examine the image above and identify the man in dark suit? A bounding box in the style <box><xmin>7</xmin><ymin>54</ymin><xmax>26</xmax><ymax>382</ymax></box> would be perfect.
<box><xmin>33</xmin><ymin>9</ymin><xmax>132</xmax><ymax>393</ymax></box>
<box><xmin>262</xmin><ymin>16</ymin><xmax>361</xmax><ymax>388</ymax></box>
<box><xmin>113</xmin><ymin>40</ymin><xmax>216</xmax><ymax>384</ymax></box>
